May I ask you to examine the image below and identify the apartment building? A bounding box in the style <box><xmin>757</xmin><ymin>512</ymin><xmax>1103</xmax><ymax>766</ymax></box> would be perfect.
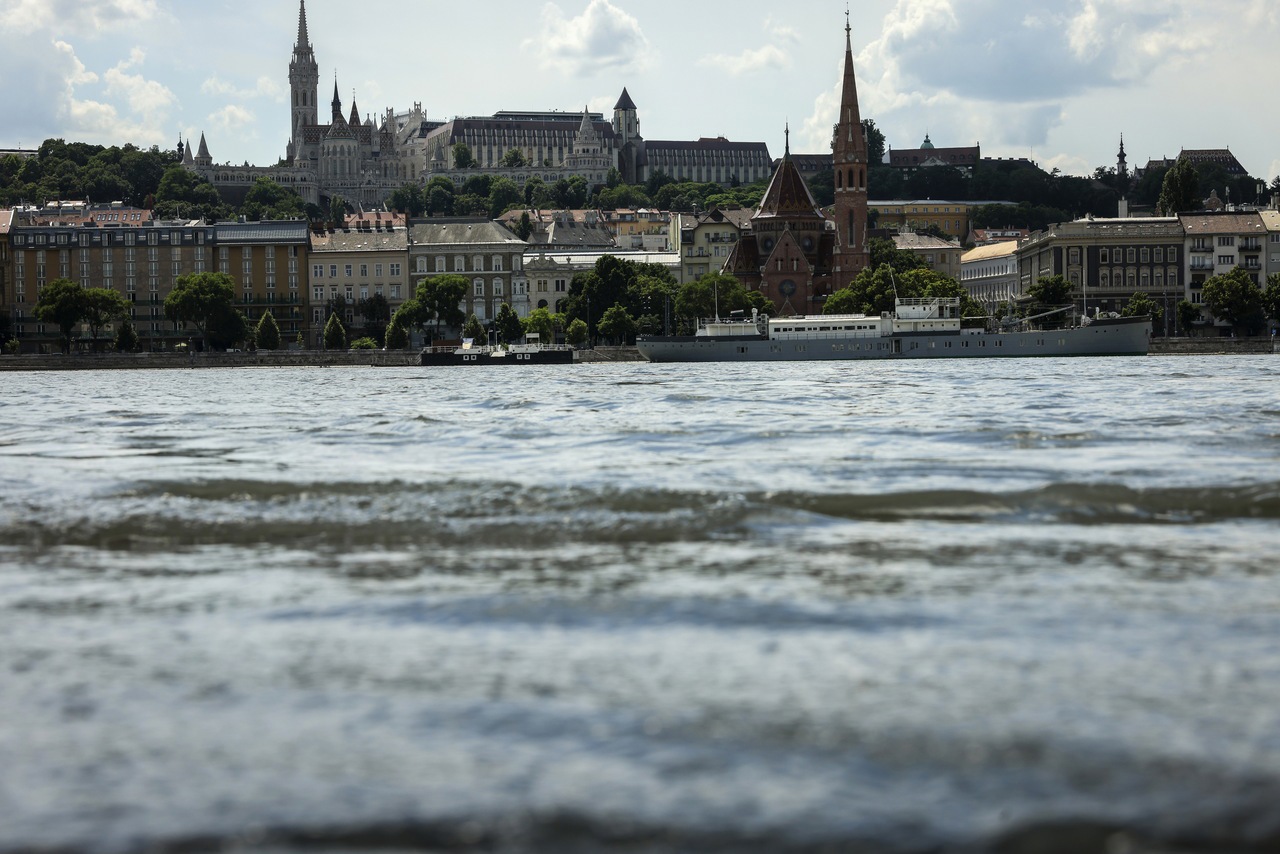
<box><xmin>308</xmin><ymin>221</ymin><xmax>410</xmax><ymax>345</ymax></box>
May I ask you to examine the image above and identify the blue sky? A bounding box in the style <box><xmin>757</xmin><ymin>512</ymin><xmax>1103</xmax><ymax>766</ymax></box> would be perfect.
<box><xmin>2</xmin><ymin>0</ymin><xmax>1277</xmax><ymax>184</ymax></box>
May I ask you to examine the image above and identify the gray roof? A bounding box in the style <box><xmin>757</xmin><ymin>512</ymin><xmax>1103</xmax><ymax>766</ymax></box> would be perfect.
<box><xmin>213</xmin><ymin>221</ymin><xmax>310</xmax><ymax>244</ymax></box>
<box><xmin>310</xmin><ymin>226</ymin><xmax>408</xmax><ymax>253</ymax></box>
<box><xmin>408</xmin><ymin>220</ymin><xmax>527</xmax><ymax>249</ymax></box>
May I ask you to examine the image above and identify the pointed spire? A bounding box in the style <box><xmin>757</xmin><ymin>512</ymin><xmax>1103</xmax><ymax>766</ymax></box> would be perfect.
<box><xmin>784</xmin><ymin>123</ymin><xmax>790</xmax><ymax>159</ymax></box>
<box><xmin>833</xmin><ymin>13</ymin><xmax>865</xmax><ymax>165</ymax></box>
<box><xmin>296</xmin><ymin>0</ymin><xmax>311</xmax><ymax>50</ymax></box>
<box><xmin>331</xmin><ymin>79</ymin><xmax>343</xmax><ymax>122</ymax></box>
<box><xmin>182</xmin><ymin>137</ymin><xmax>194</xmax><ymax>165</ymax></box>
<box><xmin>614</xmin><ymin>87</ymin><xmax>636</xmax><ymax>111</ymax></box>
<box><xmin>577</xmin><ymin>106</ymin><xmax>595</xmax><ymax>138</ymax></box>
<box><xmin>197</xmin><ymin>132</ymin><xmax>210</xmax><ymax>159</ymax></box>
<box><xmin>349</xmin><ymin>94</ymin><xmax>360</xmax><ymax>128</ymax></box>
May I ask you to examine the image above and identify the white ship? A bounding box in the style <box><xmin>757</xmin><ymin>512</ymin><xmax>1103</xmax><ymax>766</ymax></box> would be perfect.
<box><xmin>635</xmin><ymin>298</ymin><xmax>1149</xmax><ymax>363</ymax></box>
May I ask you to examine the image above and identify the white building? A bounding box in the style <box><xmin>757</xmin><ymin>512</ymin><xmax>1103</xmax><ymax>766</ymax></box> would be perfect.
<box><xmin>960</xmin><ymin>240</ymin><xmax>1021</xmax><ymax>307</ymax></box>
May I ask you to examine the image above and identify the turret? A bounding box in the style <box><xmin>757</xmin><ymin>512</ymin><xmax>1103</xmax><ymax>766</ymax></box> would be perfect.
<box><xmin>288</xmin><ymin>0</ymin><xmax>319</xmax><ymax>158</ymax></box>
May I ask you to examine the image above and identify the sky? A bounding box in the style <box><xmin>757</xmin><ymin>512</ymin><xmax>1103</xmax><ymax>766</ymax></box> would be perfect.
<box><xmin>2</xmin><ymin>0</ymin><xmax>1277</xmax><ymax>185</ymax></box>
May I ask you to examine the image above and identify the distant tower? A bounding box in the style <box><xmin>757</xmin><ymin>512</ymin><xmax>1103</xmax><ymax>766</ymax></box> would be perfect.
<box><xmin>331</xmin><ymin>80</ymin><xmax>344</xmax><ymax>124</ymax></box>
<box><xmin>288</xmin><ymin>0</ymin><xmax>319</xmax><ymax>161</ymax></box>
<box><xmin>1117</xmin><ymin>134</ymin><xmax>1128</xmax><ymax>179</ymax></box>
<box><xmin>195</xmin><ymin>132</ymin><xmax>212</xmax><ymax>168</ymax></box>
<box><xmin>831</xmin><ymin>12</ymin><xmax>870</xmax><ymax>283</ymax></box>
<box><xmin>613</xmin><ymin>88</ymin><xmax>644</xmax><ymax>184</ymax></box>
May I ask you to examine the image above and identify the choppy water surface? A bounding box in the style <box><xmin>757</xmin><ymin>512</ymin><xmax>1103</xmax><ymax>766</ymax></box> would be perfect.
<box><xmin>2</xmin><ymin>357</ymin><xmax>1279</xmax><ymax>854</ymax></box>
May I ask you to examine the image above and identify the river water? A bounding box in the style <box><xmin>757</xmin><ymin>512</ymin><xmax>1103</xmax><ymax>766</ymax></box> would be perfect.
<box><xmin>2</xmin><ymin>357</ymin><xmax>1279</xmax><ymax>854</ymax></box>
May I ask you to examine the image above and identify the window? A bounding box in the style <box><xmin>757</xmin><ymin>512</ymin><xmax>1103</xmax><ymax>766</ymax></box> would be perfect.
<box><xmin>1126</xmin><ymin>248</ymin><xmax>1136</xmax><ymax>263</ymax></box>
<box><xmin>1218</xmin><ymin>236</ymin><xmax>1235</xmax><ymax>247</ymax></box>
<box><xmin>1068</xmin><ymin>247</ymin><xmax>1080</xmax><ymax>265</ymax></box>
<box><xmin>389</xmin><ymin>263</ymin><xmax>400</xmax><ymax>277</ymax></box>
<box><xmin>345</xmin><ymin>264</ymin><xmax>353</xmax><ymax>278</ymax></box>
<box><xmin>313</xmin><ymin>264</ymin><xmax>324</xmax><ymax>278</ymax></box>
<box><xmin>391</xmin><ymin>285</ymin><xmax>401</xmax><ymax>299</ymax></box>
<box><xmin>436</xmin><ymin>256</ymin><xmax>445</xmax><ymax>272</ymax></box>
<box><xmin>360</xmin><ymin>264</ymin><xmax>368</xmax><ymax>277</ymax></box>
<box><xmin>1154</xmin><ymin>247</ymin><xmax>1164</xmax><ymax>263</ymax></box>
<box><xmin>416</xmin><ymin>257</ymin><xmax>427</xmax><ymax>273</ymax></box>
<box><xmin>454</xmin><ymin>256</ymin><xmax>465</xmax><ymax>272</ymax></box>
<box><xmin>313</xmin><ymin>286</ymin><xmax>324</xmax><ymax>301</ymax></box>
<box><xmin>473</xmin><ymin>255</ymin><xmax>484</xmax><ymax>272</ymax></box>
<box><xmin>493</xmin><ymin>277</ymin><xmax>503</xmax><ymax>296</ymax></box>
<box><xmin>345</xmin><ymin>286</ymin><xmax>353</xmax><ymax>302</ymax></box>
<box><xmin>360</xmin><ymin>287</ymin><xmax>369</xmax><ymax>300</ymax></box>
<box><xmin>1218</xmin><ymin>255</ymin><xmax>1235</xmax><ymax>265</ymax></box>
<box><xmin>474</xmin><ymin>278</ymin><xmax>484</xmax><ymax>296</ymax></box>
<box><xmin>492</xmin><ymin>255</ymin><xmax>503</xmax><ymax>272</ymax></box>
<box><xmin>1100</xmin><ymin>248</ymin><xmax>1109</xmax><ymax>264</ymax></box>
<box><xmin>375</xmin><ymin>264</ymin><xmax>383</xmax><ymax>277</ymax></box>
<box><xmin>329</xmin><ymin>265</ymin><xmax>338</xmax><ymax>278</ymax></box>
<box><xmin>1140</xmin><ymin>248</ymin><xmax>1149</xmax><ymax>263</ymax></box>
<box><xmin>1168</xmin><ymin>248</ymin><xmax>1177</xmax><ymax>262</ymax></box>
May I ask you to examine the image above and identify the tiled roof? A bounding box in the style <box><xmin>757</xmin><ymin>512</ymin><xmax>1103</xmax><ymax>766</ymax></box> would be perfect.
<box><xmin>962</xmin><ymin>241</ymin><xmax>1020</xmax><ymax>263</ymax></box>
<box><xmin>894</xmin><ymin>233</ymin><xmax>960</xmax><ymax>250</ymax></box>
<box><xmin>408</xmin><ymin>220</ymin><xmax>528</xmax><ymax>248</ymax></box>
<box><xmin>213</xmin><ymin>221</ymin><xmax>310</xmax><ymax>244</ymax></box>
<box><xmin>1178</xmin><ymin>212</ymin><xmax>1266</xmax><ymax>234</ymax></box>
<box><xmin>1258</xmin><ymin>210</ymin><xmax>1280</xmax><ymax>232</ymax></box>
<box><xmin>310</xmin><ymin>226</ymin><xmax>408</xmax><ymax>252</ymax></box>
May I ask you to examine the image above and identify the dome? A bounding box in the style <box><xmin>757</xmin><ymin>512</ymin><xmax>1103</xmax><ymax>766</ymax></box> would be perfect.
<box><xmin>920</xmin><ymin>133</ymin><xmax>935</xmax><ymax>150</ymax></box>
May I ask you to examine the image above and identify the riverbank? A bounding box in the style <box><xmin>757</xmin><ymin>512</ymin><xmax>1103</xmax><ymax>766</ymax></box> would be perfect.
<box><xmin>0</xmin><ymin>338</ymin><xmax>1270</xmax><ymax>370</ymax></box>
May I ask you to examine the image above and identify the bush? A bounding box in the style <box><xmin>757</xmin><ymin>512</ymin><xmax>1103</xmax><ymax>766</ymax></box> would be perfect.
<box><xmin>566</xmin><ymin>317</ymin><xmax>588</xmax><ymax>348</ymax></box>
<box><xmin>114</xmin><ymin>318</ymin><xmax>139</xmax><ymax>353</ymax></box>
<box><xmin>256</xmin><ymin>309</ymin><xmax>281</xmax><ymax>350</ymax></box>
<box><xmin>349</xmin><ymin>337</ymin><xmax>377</xmax><ymax>350</ymax></box>
<box><xmin>384</xmin><ymin>321</ymin><xmax>408</xmax><ymax>350</ymax></box>
<box><xmin>323</xmin><ymin>313</ymin><xmax>347</xmax><ymax>350</ymax></box>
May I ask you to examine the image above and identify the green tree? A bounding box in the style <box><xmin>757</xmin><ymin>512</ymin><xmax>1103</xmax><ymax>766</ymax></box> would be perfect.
<box><xmin>427</xmin><ymin>184</ymin><xmax>455</xmax><ymax>216</ymax></box>
<box><xmin>494</xmin><ymin>302</ymin><xmax>523</xmax><ymax>344</ymax></box>
<box><xmin>1176</xmin><ymin>299</ymin><xmax>1202</xmax><ymax>335</ymax></box>
<box><xmin>1027</xmin><ymin>274</ymin><xmax>1072</xmax><ymax>306</ymax></box>
<box><xmin>566</xmin><ymin>317</ymin><xmax>588</xmax><ymax>348</ymax></box>
<box><xmin>415</xmin><ymin>274</ymin><xmax>468</xmax><ymax>336</ymax></box>
<box><xmin>523</xmin><ymin>307</ymin><xmax>556</xmax><ymax>344</ymax></box>
<box><xmin>1263</xmin><ymin>273</ymin><xmax>1280</xmax><ymax>328</ymax></box>
<box><xmin>1201</xmin><ymin>267</ymin><xmax>1265</xmax><ymax>334</ymax></box>
<box><xmin>324</xmin><ymin>312</ymin><xmax>347</xmax><ymax>349</ymax></box>
<box><xmin>80</xmin><ymin>287</ymin><xmax>130</xmax><ymax>350</ymax></box>
<box><xmin>1121</xmin><ymin>292</ymin><xmax>1162</xmax><ymax>333</ymax></box>
<box><xmin>356</xmin><ymin>292</ymin><xmax>391</xmax><ymax>343</ymax></box>
<box><xmin>114</xmin><ymin>316</ymin><xmax>139</xmax><ymax>352</ymax></box>
<box><xmin>205</xmin><ymin>305</ymin><xmax>249</xmax><ymax>351</ymax></box>
<box><xmin>164</xmin><ymin>271</ymin><xmax>236</xmax><ymax>343</ymax></box>
<box><xmin>674</xmin><ymin>279</ymin><xmax>715</xmax><ymax>324</ymax></box>
<box><xmin>861</xmin><ymin>119</ymin><xmax>887</xmax><ymax>165</ymax></box>
<box><xmin>500</xmin><ymin>148</ymin><xmax>527</xmax><ymax>168</ymax></box>
<box><xmin>256</xmin><ymin>309</ymin><xmax>281</xmax><ymax>350</ymax></box>
<box><xmin>452</xmin><ymin>142</ymin><xmax>475</xmax><ymax>169</ymax></box>
<box><xmin>328</xmin><ymin>195</ymin><xmax>347</xmax><ymax>226</ymax></box>
<box><xmin>240</xmin><ymin>177</ymin><xmax>306</xmax><ymax>221</ymax></box>
<box><xmin>515</xmin><ymin>211</ymin><xmax>534</xmax><ymax>240</ymax></box>
<box><xmin>1157</xmin><ymin>158</ymin><xmax>1201</xmax><ymax>215</ymax></box>
<box><xmin>384</xmin><ymin>318</ymin><xmax>409</xmax><ymax>350</ymax></box>
<box><xmin>488</xmin><ymin>177</ymin><xmax>523</xmax><ymax>220</ymax></box>
<box><xmin>462</xmin><ymin>313</ymin><xmax>485</xmax><ymax>342</ymax></box>
<box><xmin>33</xmin><ymin>278</ymin><xmax>86</xmax><ymax>353</ymax></box>
<box><xmin>824</xmin><ymin>264</ymin><xmax>903</xmax><ymax>317</ymax></box>
<box><xmin>597</xmin><ymin>304</ymin><xmax>637</xmax><ymax>344</ymax></box>
<box><xmin>388</xmin><ymin>183</ymin><xmax>426</xmax><ymax>217</ymax></box>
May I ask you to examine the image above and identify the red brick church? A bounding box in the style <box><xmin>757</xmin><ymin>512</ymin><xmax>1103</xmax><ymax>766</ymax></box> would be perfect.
<box><xmin>726</xmin><ymin>17</ymin><xmax>871</xmax><ymax>315</ymax></box>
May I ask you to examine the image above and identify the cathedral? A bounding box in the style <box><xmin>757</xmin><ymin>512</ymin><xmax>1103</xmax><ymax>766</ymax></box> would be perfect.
<box><xmin>184</xmin><ymin>1</ymin><xmax>776</xmax><ymax>211</ymax></box>
<box><xmin>725</xmin><ymin>17</ymin><xmax>870</xmax><ymax>314</ymax></box>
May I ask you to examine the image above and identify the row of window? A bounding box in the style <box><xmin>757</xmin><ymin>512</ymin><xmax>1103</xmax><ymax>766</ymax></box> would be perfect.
<box><xmin>312</xmin><ymin>263</ymin><xmax>402</xmax><ymax>279</ymax></box>
<box><xmin>1069</xmin><ymin>246</ymin><xmax>1181</xmax><ymax>265</ymax></box>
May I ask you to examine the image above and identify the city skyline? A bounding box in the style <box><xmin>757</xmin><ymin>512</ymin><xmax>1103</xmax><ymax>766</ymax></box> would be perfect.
<box><xmin>2</xmin><ymin>0</ymin><xmax>1278</xmax><ymax>184</ymax></box>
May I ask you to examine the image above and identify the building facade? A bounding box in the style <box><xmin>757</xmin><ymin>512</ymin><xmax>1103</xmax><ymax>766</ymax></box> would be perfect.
<box><xmin>1016</xmin><ymin>217</ymin><xmax>1184</xmax><ymax>330</ymax></box>
<box><xmin>888</xmin><ymin>135</ymin><xmax>980</xmax><ymax>173</ymax></box>
<box><xmin>406</xmin><ymin>219</ymin><xmax>529</xmax><ymax>321</ymax></box>
<box><xmin>676</xmin><ymin>208</ymin><xmax>753</xmax><ymax>283</ymax></box>
<box><xmin>893</xmin><ymin>232</ymin><xmax>962</xmax><ymax>280</ymax></box>
<box><xmin>870</xmin><ymin>201</ymin><xmax>975</xmax><ymax>241</ymax></box>
<box><xmin>307</xmin><ymin>221</ymin><xmax>410</xmax><ymax>346</ymax></box>
<box><xmin>960</xmin><ymin>240</ymin><xmax>1021</xmax><ymax>307</ymax></box>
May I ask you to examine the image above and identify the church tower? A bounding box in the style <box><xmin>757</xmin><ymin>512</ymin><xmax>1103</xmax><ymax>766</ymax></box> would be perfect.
<box><xmin>288</xmin><ymin>0</ymin><xmax>319</xmax><ymax>161</ymax></box>
<box><xmin>831</xmin><ymin>13</ymin><xmax>870</xmax><ymax>283</ymax></box>
<box><xmin>613</xmin><ymin>88</ymin><xmax>644</xmax><ymax>185</ymax></box>
<box><xmin>1117</xmin><ymin>134</ymin><xmax>1128</xmax><ymax>180</ymax></box>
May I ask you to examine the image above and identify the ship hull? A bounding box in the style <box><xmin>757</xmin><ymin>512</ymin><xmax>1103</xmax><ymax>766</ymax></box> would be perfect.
<box><xmin>636</xmin><ymin>317</ymin><xmax>1150</xmax><ymax>362</ymax></box>
<box><xmin>420</xmin><ymin>348</ymin><xmax>574</xmax><ymax>366</ymax></box>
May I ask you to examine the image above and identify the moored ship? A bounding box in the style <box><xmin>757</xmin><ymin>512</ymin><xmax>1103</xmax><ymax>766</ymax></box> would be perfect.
<box><xmin>420</xmin><ymin>338</ymin><xmax>574</xmax><ymax>366</ymax></box>
<box><xmin>636</xmin><ymin>297</ymin><xmax>1150</xmax><ymax>362</ymax></box>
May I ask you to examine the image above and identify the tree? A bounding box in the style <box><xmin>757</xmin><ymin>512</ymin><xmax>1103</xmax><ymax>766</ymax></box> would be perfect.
<box><xmin>452</xmin><ymin>142</ymin><xmax>475</xmax><ymax>169</ymax></box>
<box><xmin>1176</xmin><ymin>299</ymin><xmax>1202</xmax><ymax>335</ymax></box>
<box><xmin>515</xmin><ymin>211</ymin><xmax>534</xmax><ymax>240</ymax></box>
<box><xmin>1201</xmin><ymin>268</ymin><xmax>1265</xmax><ymax>334</ymax></box>
<box><xmin>566</xmin><ymin>317</ymin><xmax>588</xmax><ymax>348</ymax></box>
<box><xmin>356</xmin><ymin>292</ymin><xmax>391</xmax><ymax>343</ymax></box>
<box><xmin>597</xmin><ymin>304</ymin><xmax>637</xmax><ymax>344</ymax></box>
<box><xmin>494</xmin><ymin>303</ymin><xmax>523</xmax><ymax>344</ymax></box>
<box><xmin>80</xmin><ymin>287</ymin><xmax>130</xmax><ymax>350</ymax></box>
<box><xmin>323</xmin><ymin>312</ymin><xmax>347</xmax><ymax>349</ymax></box>
<box><xmin>327</xmin><ymin>195</ymin><xmax>347</xmax><ymax>226</ymax></box>
<box><xmin>384</xmin><ymin>318</ymin><xmax>409</xmax><ymax>350</ymax></box>
<box><xmin>415</xmin><ymin>275</ymin><xmax>468</xmax><ymax>336</ymax></box>
<box><xmin>388</xmin><ymin>183</ymin><xmax>426</xmax><ymax>217</ymax></box>
<box><xmin>1263</xmin><ymin>273</ymin><xmax>1280</xmax><ymax>328</ymax></box>
<box><xmin>462</xmin><ymin>313</ymin><xmax>485</xmax><ymax>342</ymax></box>
<box><xmin>523</xmin><ymin>307</ymin><xmax>556</xmax><ymax>344</ymax></box>
<box><xmin>488</xmin><ymin>177</ymin><xmax>522</xmax><ymax>220</ymax></box>
<box><xmin>499</xmin><ymin>148</ymin><xmax>527</xmax><ymax>168</ymax></box>
<box><xmin>862</xmin><ymin>119</ymin><xmax>887</xmax><ymax>165</ymax></box>
<box><xmin>1027</xmin><ymin>275</ymin><xmax>1072</xmax><ymax>306</ymax></box>
<box><xmin>256</xmin><ymin>309</ymin><xmax>281</xmax><ymax>350</ymax></box>
<box><xmin>33</xmin><ymin>278</ymin><xmax>86</xmax><ymax>353</ymax></box>
<box><xmin>114</xmin><ymin>317</ymin><xmax>139</xmax><ymax>352</ymax></box>
<box><xmin>164</xmin><ymin>272</ymin><xmax>236</xmax><ymax>343</ymax></box>
<box><xmin>1156</xmin><ymin>158</ymin><xmax>1200</xmax><ymax>215</ymax></box>
<box><xmin>240</xmin><ymin>177</ymin><xmax>306</xmax><ymax>221</ymax></box>
<box><xmin>1121</xmin><ymin>292</ymin><xmax>1162</xmax><ymax>333</ymax></box>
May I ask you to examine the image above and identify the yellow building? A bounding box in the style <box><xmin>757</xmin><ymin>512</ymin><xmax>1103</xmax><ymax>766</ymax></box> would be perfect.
<box><xmin>675</xmin><ymin>208</ymin><xmax>754</xmax><ymax>282</ymax></box>
<box><xmin>308</xmin><ymin>223</ymin><xmax>410</xmax><ymax>344</ymax></box>
<box><xmin>213</xmin><ymin>222</ymin><xmax>310</xmax><ymax>345</ymax></box>
<box><xmin>870</xmin><ymin>200</ymin><xmax>973</xmax><ymax>241</ymax></box>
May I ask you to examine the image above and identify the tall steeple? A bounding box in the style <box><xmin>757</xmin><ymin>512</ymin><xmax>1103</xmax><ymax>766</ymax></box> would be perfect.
<box><xmin>288</xmin><ymin>0</ymin><xmax>319</xmax><ymax>160</ymax></box>
<box><xmin>1117</xmin><ymin>134</ymin><xmax>1128</xmax><ymax>179</ymax></box>
<box><xmin>831</xmin><ymin>10</ymin><xmax>870</xmax><ymax>283</ymax></box>
<box><xmin>331</xmin><ymin>80</ymin><xmax>343</xmax><ymax>124</ymax></box>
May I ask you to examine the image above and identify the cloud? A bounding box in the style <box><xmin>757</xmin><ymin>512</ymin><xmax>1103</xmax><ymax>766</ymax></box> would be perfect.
<box><xmin>201</xmin><ymin>75</ymin><xmax>284</xmax><ymax>101</ymax></box>
<box><xmin>523</xmin><ymin>0</ymin><xmax>650</xmax><ymax>75</ymax></box>
<box><xmin>49</xmin><ymin>41</ymin><xmax>173</xmax><ymax>148</ymax></box>
<box><xmin>0</xmin><ymin>0</ymin><xmax>160</xmax><ymax>37</ymax></box>
<box><xmin>209</xmin><ymin>105</ymin><xmax>254</xmax><ymax>134</ymax></box>
<box><xmin>699</xmin><ymin>44</ymin><xmax>790</xmax><ymax>76</ymax></box>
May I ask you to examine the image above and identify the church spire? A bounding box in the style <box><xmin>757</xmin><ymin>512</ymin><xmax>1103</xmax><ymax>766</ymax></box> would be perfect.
<box><xmin>331</xmin><ymin>79</ymin><xmax>343</xmax><ymax>123</ymax></box>
<box><xmin>831</xmin><ymin>11</ymin><xmax>869</xmax><ymax>283</ymax></box>
<box><xmin>296</xmin><ymin>0</ymin><xmax>311</xmax><ymax>51</ymax></box>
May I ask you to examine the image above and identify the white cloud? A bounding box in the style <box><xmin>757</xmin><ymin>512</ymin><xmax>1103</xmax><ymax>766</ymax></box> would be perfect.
<box><xmin>0</xmin><ymin>0</ymin><xmax>159</xmax><ymax>37</ymax></box>
<box><xmin>201</xmin><ymin>75</ymin><xmax>284</xmax><ymax>101</ymax></box>
<box><xmin>523</xmin><ymin>0</ymin><xmax>650</xmax><ymax>75</ymax></box>
<box><xmin>699</xmin><ymin>44</ymin><xmax>790</xmax><ymax>76</ymax></box>
<box><xmin>49</xmin><ymin>41</ymin><xmax>171</xmax><ymax>148</ymax></box>
<box><xmin>209</xmin><ymin>105</ymin><xmax>254</xmax><ymax>134</ymax></box>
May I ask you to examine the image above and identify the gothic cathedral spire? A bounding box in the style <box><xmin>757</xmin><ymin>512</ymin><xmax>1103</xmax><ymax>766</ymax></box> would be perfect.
<box><xmin>832</xmin><ymin>12</ymin><xmax>870</xmax><ymax>282</ymax></box>
<box><xmin>288</xmin><ymin>0</ymin><xmax>319</xmax><ymax>162</ymax></box>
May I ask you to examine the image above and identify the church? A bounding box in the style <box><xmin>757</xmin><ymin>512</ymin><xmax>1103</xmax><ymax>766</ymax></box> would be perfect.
<box><xmin>184</xmin><ymin>2</ymin><xmax>775</xmax><ymax>211</ymax></box>
<box><xmin>725</xmin><ymin>17</ymin><xmax>870</xmax><ymax>314</ymax></box>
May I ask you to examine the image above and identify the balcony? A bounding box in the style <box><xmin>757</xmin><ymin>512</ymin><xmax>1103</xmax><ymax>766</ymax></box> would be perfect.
<box><xmin>1240</xmin><ymin>240</ymin><xmax>1262</xmax><ymax>252</ymax></box>
<box><xmin>1240</xmin><ymin>260</ymin><xmax>1262</xmax><ymax>271</ymax></box>
<box><xmin>1189</xmin><ymin>259</ymin><xmax>1214</xmax><ymax>271</ymax></box>
<box><xmin>1189</xmin><ymin>243</ymin><xmax>1212</xmax><ymax>253</ymax></box>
